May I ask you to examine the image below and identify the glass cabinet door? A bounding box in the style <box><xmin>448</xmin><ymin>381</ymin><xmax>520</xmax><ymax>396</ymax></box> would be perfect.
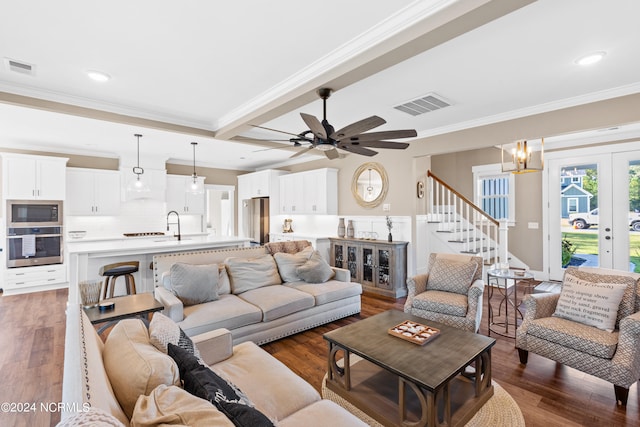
<box><xmin>377</xmin><ymin>248</ymin><xmax>392</xmax><ymax>289</ymax></box>
<box><xmin>333</xmin><ymin>243</ymin><xmax>344</xmax><ymax>269</ymax></box>
<box><xmin>346</xmin><ymin>244</ymin><xmax>359</xmax><ymax>281</ymax></box>
<box><xmin>362</xmin><ymin>246</ymin><xmax>374</xmax><ymax>286</ymax></box>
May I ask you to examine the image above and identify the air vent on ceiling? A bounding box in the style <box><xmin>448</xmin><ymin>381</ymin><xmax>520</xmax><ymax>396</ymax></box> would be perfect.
<box><xmin>394</xmin><ymin>93</ymin><xmax>451</xmax><ymax>116</ymax></box>
<box><xmin>4</xmin><ymin>58</ymin><xmax>36</xmax><ymax>76</ymax></box>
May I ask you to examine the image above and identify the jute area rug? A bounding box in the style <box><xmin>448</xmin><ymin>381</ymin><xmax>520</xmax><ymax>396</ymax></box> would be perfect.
<box><xmin>321</xmin><ymin>375</ymin><xmax>525</xmax><ymax>427</ymax></box>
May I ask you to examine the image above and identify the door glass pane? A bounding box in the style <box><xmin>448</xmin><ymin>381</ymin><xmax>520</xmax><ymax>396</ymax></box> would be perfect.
<box><xmin>377</xmin><ymin>249</ymin><xmax>390</xmax><ymax>287</ymax></box>
<box><xmin>561</xmin><ymin>163</ymin><xmax>599</xmax><ymax>268</ymax></box>
<box><xmin>362</xmin><ymin>247</ymin><xmax>373</xmax><ymax>283</ymax></box>
<box><xmin>628</xmin><ymin>160</ymin><xmax>640</xmax><ymax>272</ymax></box>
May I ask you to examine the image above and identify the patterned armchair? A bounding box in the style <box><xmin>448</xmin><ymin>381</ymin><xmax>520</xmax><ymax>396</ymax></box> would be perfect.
<box><xmin>404</xmin><ymin>253</ymin><xmax>484</xmax><ymax>333</ymax></box>
<box><xmin>516</xmin><ymin>266</ymin><xmax>640</xmax><ymax>406</ymax></box>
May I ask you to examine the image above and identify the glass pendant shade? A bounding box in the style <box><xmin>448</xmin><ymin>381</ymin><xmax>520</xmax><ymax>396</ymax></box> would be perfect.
<box><xmin>126</xmin><ymin>133</ymin><xmax>151</xmax><ymax>195</ymax></box>
<box><xmin>188</xmin><ymin>142</ymin><xmax>204</xmax><ymax>194</ymax></box>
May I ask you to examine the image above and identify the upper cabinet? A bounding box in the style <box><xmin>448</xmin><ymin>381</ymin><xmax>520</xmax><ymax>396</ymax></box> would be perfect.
<box><xmin>280</xmin><ymin>168</ymin><xmax>338</xmax><ymax>215</ymax></box>
<box><xmin>66</xmin><ymin>168</ymin><xmax>121</xmax><ymax>215</ymax></box>
<box><xmin>237</xmin><ymin>169</ymin><xmax>287</xmax><ymax>199</ymax></box>
<box><xmin>166</xmin><ymin>174</ymin><xmax>205</xmax><ymax>214</ymax></box>
<box><xmin>1</xmin><ymin>153</ymin><xmax>68</xmax><ymax>200</ymax></box>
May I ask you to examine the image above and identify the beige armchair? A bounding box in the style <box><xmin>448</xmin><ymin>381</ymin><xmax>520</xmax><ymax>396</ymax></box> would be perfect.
<box><xmin>516</xmin><ymin>266</ymin><xmax>640</xmax><ymax>406</ymax></box>
<box><xmin>404</xmin><ymin>253</ymin><xmax>484</xmax><ymax>333</ymax></box>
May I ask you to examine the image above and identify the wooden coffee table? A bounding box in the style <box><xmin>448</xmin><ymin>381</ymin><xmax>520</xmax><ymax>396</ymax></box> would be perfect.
<box><xmin>323</xmin><ymin>310</ymin><xmax>495</xmax><ymax>427</ymax></box>
<box><xmin>83</xmin><ymin>293</ymin><xmax>164</xmax><ymax>333</ymax></box>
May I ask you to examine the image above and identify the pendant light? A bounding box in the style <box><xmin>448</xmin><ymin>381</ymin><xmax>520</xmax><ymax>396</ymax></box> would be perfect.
<box><xmin>188</xmin><ymin>141</ymin><xmax>204</xmax><ymax>194</ymax></box>
<box><xmin>126</xmin><ymin>133</ymin><xmax>151</xmax><ymax>194</ymax></box>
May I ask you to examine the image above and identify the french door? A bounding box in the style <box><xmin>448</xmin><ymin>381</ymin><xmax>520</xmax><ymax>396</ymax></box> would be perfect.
<box><xmin>546</xmin><ymin>143</ymin><xmax>640</xmax><ymax>280</ymax></box>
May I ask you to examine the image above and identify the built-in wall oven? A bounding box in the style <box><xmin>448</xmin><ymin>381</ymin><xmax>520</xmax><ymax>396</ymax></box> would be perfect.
<box><xmin>6</xmin><ymin>200</ymin><xmax>63</xmax><ymax>268</ymax></box>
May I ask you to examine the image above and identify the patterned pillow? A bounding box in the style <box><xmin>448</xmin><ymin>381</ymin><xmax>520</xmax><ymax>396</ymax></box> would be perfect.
<box><xmin>427</xmin><ymin>258</ymin><xmax>478</xmax><ymax>295</ymax></box>
<box><xmin>169</xmin><ymin>263</ymin><xmax>219</xmax><ymax>306</ymax></box>
<box><xmin>297</xmin><ymin>251</ymin><xmax>335</xmax><ymax>283</ymax></box>
<box><xmin>149</xmin><ymin>312</ymin><xmax>200</xmax><ymax>359</ymax></box>
<box><xmin>265</xmin><ymin>240</ymin><xmax>312</xmax><ymax>255</ymax></box>
<box><xmin>553</xmin><ymin>271</ymin><xmax>628</xmax><ymax>332</ymax></box>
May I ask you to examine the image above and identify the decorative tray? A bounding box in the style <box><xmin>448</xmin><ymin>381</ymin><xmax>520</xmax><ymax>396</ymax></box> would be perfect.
<box><xmin>388</xmin><ymin>320</ymin><xmax>440</xmax><ymax>345</ymax></box>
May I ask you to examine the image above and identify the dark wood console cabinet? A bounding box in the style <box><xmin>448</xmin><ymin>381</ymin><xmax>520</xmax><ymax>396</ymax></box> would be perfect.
<box><xmin>329</xmin><ymin>238</ymin><xmax>408</xmax><ymax>299</ymax></box>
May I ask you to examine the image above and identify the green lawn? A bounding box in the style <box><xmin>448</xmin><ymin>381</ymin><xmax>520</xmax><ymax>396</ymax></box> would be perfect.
<box><xmin>562</xmin><ymin>232</ymin><xmax>640</xmax><ymax>273</ymax></box>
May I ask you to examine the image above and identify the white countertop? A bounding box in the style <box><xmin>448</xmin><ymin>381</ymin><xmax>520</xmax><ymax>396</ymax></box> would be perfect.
<box><xmin>66</xmin><ymin>235</ymin><xmax>250</xmax><ymax>256</ymax></box>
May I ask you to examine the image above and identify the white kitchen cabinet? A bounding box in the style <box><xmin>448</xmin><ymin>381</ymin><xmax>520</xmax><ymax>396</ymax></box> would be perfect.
<box><xmin>66</xmin><ymin>168</ymin><xmax>121</xmax><ymax>215</ymax></box>
<box><xmin>3</xmin><ymin>264</ymin><xmax>67</xmax><ymax>295</ymax></box>
<box><xmin>238</xmin><ymin>169</ymin><xmax>287</xmax><ymax>199</ymax></box>
<box><xmin>1</xmin><ymin>153</ymin><xmax>68</xmax><ymax>200</ymax></box>
<box><xmin>166</xmin><ymin>174</ymin><xmax>205</xmax><ymax>214</ymax></box>
<box><xmin>279</xmin><ymin>168</ymin><xmax>337</xmax><ymax>214</ymax></box>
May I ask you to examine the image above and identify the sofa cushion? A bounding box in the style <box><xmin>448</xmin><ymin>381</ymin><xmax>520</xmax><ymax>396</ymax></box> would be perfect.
<box><xmin>273</xmin><ymin>246</ymin><xmax>314</xmax><ymax>282</ymax></box>
<box><xmin>103</xmin><ymin>319</ymin><xmax>180</xmax><ymax>418</ymax></box>
<box><xmin>278</xmin><ymin>400</ymin><xmax>369</xmax><ymax>427</ymax></box>
<box><xmin>226</xmin><ymin>254</ymin><xmax>282</xmax><ymax>294</ymax></box>
<box><xmin>170</xmin><ymin>262</ymin><xmax>219</xmax><ymax>306</ymax></box>
<box><xmin>238</xmin><ymin>285</ymin><xmax>315</xmax><ymax>322</ymax></box>
<box><xmin>296</xmin><ymin>251</ymin><xmax>335</xmax><ymax>283</ymax></box>
<box><xmin>180</xmin><ymin>294</ymin><xmax>263</xmax><ymax>336</ymax></box>
<box><xmin>168</xmin><ymin>343</ymin><xmax>273</xmax><ymax>427</ymax></box>
<box><xmin>212</xmin><ymin>341</ymin><xmax>321</xmax><ymax>422</ymax></box>
<box><xmin>553</xmin><ymin>271</ymin><xmax>627</xmax><ymax>332</ymax></box>
<box><xmin>285</xmin><ymin>280</ymin><xmax>362</xmax><ymax>306</ymax></box>
<box><xmin>427</xmin><ymin>257</ymin><xmax>477</xmax><ymax>295</ymax></box>
<box><xmin>527</xmin><ymin>316</ymin><xmax>620</xmax><ymax>359</ymax></box>
<box><xmin>411</xmin><ymin>290</ymin><xmax>468</xmax><ymax>317</ymax></box>
<box><xmin>149</xmin><ymin>312</ymin><xmax>200</xmax><ymax>358</ymax></box>
<box><xmin>131</xmin><ymin>384</ymin><xmax>234</xmax><ymax>427</ymax></box>
<box><xmin>56</xmin><ymin>407</ymin><xmax>126</xmax><ymax>427</ymax></box>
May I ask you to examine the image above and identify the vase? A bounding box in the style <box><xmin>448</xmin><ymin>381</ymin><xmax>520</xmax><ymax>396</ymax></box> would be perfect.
<box><xmin>388</xmin><ymin>233</ymin><xmax>393</xmax><ymax>242</ymax></box>
<box><xmin>338</xmin><ymin>218</ymin><xmax>345</xmax><ymax>238</ymax></box>
<box><xmin>347</xmin><ymin>220</ymin><xmax>354</xmax><ymax>238</ymax></box>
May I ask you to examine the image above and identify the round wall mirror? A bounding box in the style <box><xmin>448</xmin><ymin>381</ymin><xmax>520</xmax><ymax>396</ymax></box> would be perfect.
<box><xmin>351</xmin><ymin>162</ymin><xmax>388</xmax><ymax>208</ymax></box>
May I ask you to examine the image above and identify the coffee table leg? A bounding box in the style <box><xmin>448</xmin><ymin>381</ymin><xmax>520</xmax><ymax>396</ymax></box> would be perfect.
<box><xmin>328</xmin><ymin>343</ymin><xmax>351</xmax><ymax>390</ymax></box>
<box><xmin>399</xmin><ymin>376</ymin><xmax>446</xmax><ymax>427</ymax></box>
<box><xmin>474</xmin><ymin>349</ymin><xmax>492</xmax><ymax>397</ymax></box>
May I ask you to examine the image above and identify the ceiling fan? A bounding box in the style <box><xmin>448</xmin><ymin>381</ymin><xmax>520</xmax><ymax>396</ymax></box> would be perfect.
<box><xmin>241</xmin><ymin>88</ymin><xmax>417</xmax><ymax>160</ymax></box>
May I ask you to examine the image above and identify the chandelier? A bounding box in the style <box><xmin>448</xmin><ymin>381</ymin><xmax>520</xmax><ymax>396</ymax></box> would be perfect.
<box><xmin>501</xmin><ymin>138</ymin><xmax>544</xmax><ymax>174</ymax></box>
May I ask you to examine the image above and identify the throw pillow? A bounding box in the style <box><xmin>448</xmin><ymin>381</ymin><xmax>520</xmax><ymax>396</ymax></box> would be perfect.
<box><xmin>273</xmin><ymin>246</ymin><xmax>314</xmax><ymax>282</ymax></box>
<box><xmin>225</xmin><ymin>254</ymin><xmax>282</xmax><ymax>294</ymax></box>
<box><xmin>168</xmin><ymin>344</ymin><xmax>273</xmax><ymax>427</ymax></box>
<box><xmin>55</xmin><ymin>407</ymin><xmax>126</xmax><ymax>427</ymax></box>
<box><xmin>103</xmin><ymin>319</ymin><xmax>180</xmax><ymax>418</ymax></box>
<box><xmin>169</xmin><ymin>263</ymin><xmax>219</xmax><ymax>306</ymax></box>
<box><xmin>553</xmin><ymin>272</ymin><xmax>627</xmax><ymax>332</ymax></box>
<box><xmin>427</xmin><ymin>258</ymin><xmax>478</xmax><ymax>295</ymax></box>
<box><xmin>132</xmin><ymin>384</ymin><xmax>234</xmax><ymax>427</ymax></box>
<box><xmin>265</xmin><ymin>240</ymin><xmax>312</xmax><ymax>255</ymax></box>
<box><xmin>149</xmin><ymin>312</ymin><xmax>201</xmax><ymax>359</ymax></box>
<box><xmin>296</xmin><ymin>251</ymin><xmax>335</xmax><ymax>283</ymax></box>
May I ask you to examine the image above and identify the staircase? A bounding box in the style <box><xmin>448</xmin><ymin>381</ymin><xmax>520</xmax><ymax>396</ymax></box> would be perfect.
<box><xmin>425</xmin><ymin>170</ymin><xmax>527</xmax><ymax>269</ymax></box>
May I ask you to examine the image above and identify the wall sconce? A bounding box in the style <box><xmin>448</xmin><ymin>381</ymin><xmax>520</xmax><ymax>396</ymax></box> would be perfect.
<box><xmin>501</xmin><ymin>138</ymin><xmax>544</xmax><ymax>174</ymax></box>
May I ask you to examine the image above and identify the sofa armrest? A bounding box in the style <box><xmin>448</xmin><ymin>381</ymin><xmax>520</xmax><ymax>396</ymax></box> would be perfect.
<box><xmin>522</xmin><ymin>292</ymin><xmax>560</xmax><ymax>321</ymax></box>
<box><xmin>404</xmin><ymin>273</ymin><xmax>429</xmax><ymax>313</ymax></box>
<box><xmin>331</xmin><ymin>267</ymin><xmax>350</xmax><ymax>282</ymax></box>
<box><xmin>154</xmin><ymin>286</ymin><xmax>184</xmax><ymax>322</ymax></box>
<box><xmin>611</xmin><ymin>311</ymin><xmax>640</xmax><ymax>385</ymax></box>
<box><xmin>467</xmin><ymin>279</ymin><xmax>485</xmax><ymax>331</ymax></box>
<box><xmin>192</xmin><ymin>328</ymin><xmax>233</xmax><ymax>365</ymax></box>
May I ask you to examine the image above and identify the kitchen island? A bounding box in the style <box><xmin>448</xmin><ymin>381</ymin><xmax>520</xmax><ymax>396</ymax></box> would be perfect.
<box><xmin>66</xmin><ymin>235</ymin><xmax>250</xmax><ymax>305</ymax></box>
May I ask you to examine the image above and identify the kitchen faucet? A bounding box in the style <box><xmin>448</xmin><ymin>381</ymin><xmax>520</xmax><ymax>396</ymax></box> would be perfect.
<box><xmin>166</xmin><ymin>210</ymin><xmax>181</xmax><ymax>241</ymax></box>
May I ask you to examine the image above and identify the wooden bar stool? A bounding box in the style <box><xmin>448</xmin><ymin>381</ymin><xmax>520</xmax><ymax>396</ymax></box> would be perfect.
<box><xmin>99</xmin><ymin>261</ymin><xmax>139</xmax><ymax>299</ymax></box>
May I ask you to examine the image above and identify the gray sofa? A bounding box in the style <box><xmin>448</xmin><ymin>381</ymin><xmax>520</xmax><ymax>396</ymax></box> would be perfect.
<box><xmin>152</xmin><ymin>243</ymin><xmax>362</xmax><ymax>344</ymax></box>
<box><xmin>60</xmin><ymin>305</ymin><xmax>367</xmax><ymax>426</ymax></box>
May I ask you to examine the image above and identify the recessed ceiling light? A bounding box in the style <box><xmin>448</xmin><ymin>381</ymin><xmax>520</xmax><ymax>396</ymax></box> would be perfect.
<box><xmin>86</xmin><ymin>70</ymin><xmax>111</xmax><ymax>82</ymax></box>
<box><xmin>575</xmin><ymin>51</ymin><xmax>606</xmax><ymax>66</ymax></box>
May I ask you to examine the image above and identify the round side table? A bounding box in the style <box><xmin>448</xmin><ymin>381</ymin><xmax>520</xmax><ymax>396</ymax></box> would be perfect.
<box><xmin>486</xmin><ymin>268</ymin><xmax>534</xmax><ymax>338</ymax></box>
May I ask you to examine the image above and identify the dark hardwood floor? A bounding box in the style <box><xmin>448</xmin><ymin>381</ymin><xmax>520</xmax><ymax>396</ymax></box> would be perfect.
<box><xmin>0</xmin><ymin>287</ymin><xmax>637</xmax><ymax>426</ymax></box>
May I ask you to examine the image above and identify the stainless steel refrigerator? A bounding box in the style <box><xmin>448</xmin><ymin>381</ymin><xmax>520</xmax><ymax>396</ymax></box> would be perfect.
<box><xmin>242</xmin><ymin>197</ymin><xmax>270</xmax><ymax>245</ymax></box>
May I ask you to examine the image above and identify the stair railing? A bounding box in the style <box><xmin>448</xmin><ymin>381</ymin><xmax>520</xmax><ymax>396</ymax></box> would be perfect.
<box><xmin>427</xmin><ymin>170</ymin><xmax>508</xmax><ymax>265</ymax></box>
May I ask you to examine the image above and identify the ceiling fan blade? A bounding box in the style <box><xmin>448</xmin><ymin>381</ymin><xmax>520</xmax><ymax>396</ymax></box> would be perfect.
<box><xmin>249</xmin><ymin>124</ymin><xmax>302</xmax><ymax>138</ymax></box>
<box><xmin>232</xmin><ymin>136</ymin><xmax>292</xmax><ymax>143</ymax></box>
<box><xmin>341</xmin><ymin>129</ymin><xmax>417</xmax><ymax>143</ymax></box>
<box><xmin>343</xmin><ymin>140</ymin><xmax>410</xmax><ymax>149</ymax></box>
<box><xmin>339</xmin><ymin>144</ymin><xmax>378</xmax><ymax>157</ymax></box>
<box><xmin>324</xmin><ymin>148</ymin><xmax>340</xmax><ymax>160</ymax></box>
<box><xmin>289</xmin><ymin>146</ymin><xmax>315</xmax><ymax>158</ymax></box>
<box><xmin>330</xmin><ymin>116</ymin><xmax>386</xmax><ymax>140</ymax></box>
<box><xmin>300</xmin><ymin>113</ymin><xmax>327</xmax><ymax>139</ymax></box>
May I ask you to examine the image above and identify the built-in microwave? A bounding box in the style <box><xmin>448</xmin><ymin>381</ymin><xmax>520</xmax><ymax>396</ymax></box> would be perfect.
<box><xmin>7</xmin><ymin>200</ymin><xmax>63</xmax><ymax>227</ymax></box>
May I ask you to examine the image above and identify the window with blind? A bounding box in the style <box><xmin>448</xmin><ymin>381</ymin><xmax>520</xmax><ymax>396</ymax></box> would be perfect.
<box><xmin>472</xmin><ymin>164</ymin><xmax>515</xmax><ymax>225</ymax></box>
